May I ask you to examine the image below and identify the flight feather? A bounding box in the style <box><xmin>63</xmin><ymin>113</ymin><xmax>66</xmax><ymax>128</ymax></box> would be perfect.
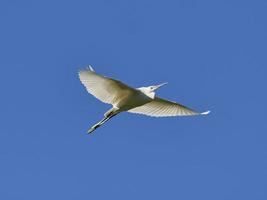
<box><xmin>128</xmin><ymin>97</ymin><xmax>208</xmax><ymax>117</ymax></box>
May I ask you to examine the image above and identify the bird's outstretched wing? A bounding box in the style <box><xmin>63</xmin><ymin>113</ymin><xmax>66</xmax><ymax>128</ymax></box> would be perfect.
<box><xmin>128</xmin><ymin>97</ymin><xmax>210</xmax><ymax>117</ymax></box>
<box><xmin>79</xmin><ymin>67</ymin><xmax>135</xmax><ymax>105</ymax></box>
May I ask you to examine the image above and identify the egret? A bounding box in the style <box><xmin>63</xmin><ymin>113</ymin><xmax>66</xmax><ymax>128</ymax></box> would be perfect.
<box><xmin>79</xmin><ymin>66</ymin><xmax>210</xmax><ymax>134</ymax></box>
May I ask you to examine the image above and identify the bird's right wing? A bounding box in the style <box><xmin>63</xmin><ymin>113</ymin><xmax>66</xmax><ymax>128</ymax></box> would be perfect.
<box><xmin>79</xmin><ymin>67</ymin><xmax>136</xmax><ymax>105</ymax></box>
<box><xmin>128</xmin><ymin>97</ymin><xmax>210</xmax><ymax>117</ymax></box>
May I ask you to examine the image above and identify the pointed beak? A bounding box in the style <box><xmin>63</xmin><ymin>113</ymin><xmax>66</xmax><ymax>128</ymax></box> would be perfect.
<box><xmin>154</xmin><ymin>82</ymin><xmax>168</xmax><ymax>90</ymax></box>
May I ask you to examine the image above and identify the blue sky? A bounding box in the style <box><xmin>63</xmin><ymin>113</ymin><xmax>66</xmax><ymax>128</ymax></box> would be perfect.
<box><xmin>0</xmin><ymin>0</ymin><xmax>266</xmax><ymax>199</ymax></box>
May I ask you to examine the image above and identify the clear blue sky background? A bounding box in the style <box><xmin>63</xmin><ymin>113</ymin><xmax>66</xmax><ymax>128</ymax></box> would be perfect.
<box><xmin>0</xmin><ymin>0</ymin><xmax>266</xmax><ymax>199</ymax></box>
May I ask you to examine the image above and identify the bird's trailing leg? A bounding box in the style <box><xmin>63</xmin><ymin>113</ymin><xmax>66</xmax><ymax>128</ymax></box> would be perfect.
<box><xmin>87</xmin><ymin>114</ymin><xmax>117</xmax><ymax>134</ymax></box>
<box><xmin>87</xmin><ymin>108</ymin><xmax>119</xmax><ymax>134</ymax></box>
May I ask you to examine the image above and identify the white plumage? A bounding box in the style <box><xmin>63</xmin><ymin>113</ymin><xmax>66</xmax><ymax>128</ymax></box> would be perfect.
<box><xmin>79</xmin><ymin>66</ymin><xmax>210</xmax><ymax>133</ymax></box>
<box><xmin>128</xmin><ymin>97</ymin><xmax>209</xmax><ymax>117</ymax></box>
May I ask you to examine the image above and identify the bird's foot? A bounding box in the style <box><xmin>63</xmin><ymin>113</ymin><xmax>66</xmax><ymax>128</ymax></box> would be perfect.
<box><xmin>87</xmin><ymin>124</ymin><xmax>100</xmax><ymax>134</ymax></box>
<box><xmin>87</xmin><ymin>128</ymin><xmax>95</xmax><ymax>134</ymax></box>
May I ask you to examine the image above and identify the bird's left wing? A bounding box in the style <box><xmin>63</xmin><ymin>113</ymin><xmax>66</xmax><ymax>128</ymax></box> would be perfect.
<box><xmin>79</xmin><ymin>67</ymin><xmax>136</xmax><ymax>105</ymax></box>
<box><xmin>128</xmin><ymin>97</ymin><xmax>210</xmax><ymax>117</ymax></box>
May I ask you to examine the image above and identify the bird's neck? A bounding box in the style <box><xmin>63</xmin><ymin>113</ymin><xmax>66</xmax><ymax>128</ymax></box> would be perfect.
<box><xmin>138</xmin><ymin>88</ymin><xmax>155</xmax><ymax>99</ymax></box>
<box><xmin>147</xmin><ymin>92</ymin><xmax>155</xmax><ymax>99</ymax></box>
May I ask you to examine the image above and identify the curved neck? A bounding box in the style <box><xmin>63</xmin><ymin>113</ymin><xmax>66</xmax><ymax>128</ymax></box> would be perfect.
<box><xmin>138</xmin><ymin>88</ymin><xmax>155</xmax><ymax>99</ymax></box>
<box><xmin>146</xmin><ymin>91</ymin><xmax>155</xmax><ymax>99</ymax></box>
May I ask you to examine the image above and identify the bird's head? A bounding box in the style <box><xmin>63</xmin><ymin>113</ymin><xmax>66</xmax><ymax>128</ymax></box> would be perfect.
<box><xmin>139</xmin><ymin>82</ymin><xmax>168</xmax><ymax>98</ymax></box>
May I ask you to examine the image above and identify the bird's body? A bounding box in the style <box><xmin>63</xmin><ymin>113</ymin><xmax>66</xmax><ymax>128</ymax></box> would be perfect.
<box><xmin>79</xmin><ymin>66</ymin><xmax>210</xmax><ymax>133</ymax></box>
<box><xmin>115</xmin><ymin>89</ymin><xmax>152</xmax><ymax>111</ymax></box>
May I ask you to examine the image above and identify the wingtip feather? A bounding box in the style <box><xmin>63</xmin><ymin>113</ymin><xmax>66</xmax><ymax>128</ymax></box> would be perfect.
<box><xmin>88</xmin><ymin>65</ymin><xmax>95</xmax><ymax>72</ymax></box>
<box><xmin>78</xmin><ymin>65</ymin><xmax>95</xmax><ymax>75</ymax></box>
<box><xmin>201</xmin><ymin>110</ymin><xmax>211</xmax><ymax>115</ymax></box>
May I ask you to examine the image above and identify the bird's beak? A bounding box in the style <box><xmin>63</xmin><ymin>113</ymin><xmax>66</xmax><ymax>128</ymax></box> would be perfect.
<box><xmin>154</xmin><ymin>82</ymin><xmax>168</xmax><ymax>90</ymax></box>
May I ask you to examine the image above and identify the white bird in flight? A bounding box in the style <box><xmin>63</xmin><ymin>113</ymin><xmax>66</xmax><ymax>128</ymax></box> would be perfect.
<box><xmin>79</xmin><ymin>66</ymin><xmax>210</xmax><ymax>134</ymax></box>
